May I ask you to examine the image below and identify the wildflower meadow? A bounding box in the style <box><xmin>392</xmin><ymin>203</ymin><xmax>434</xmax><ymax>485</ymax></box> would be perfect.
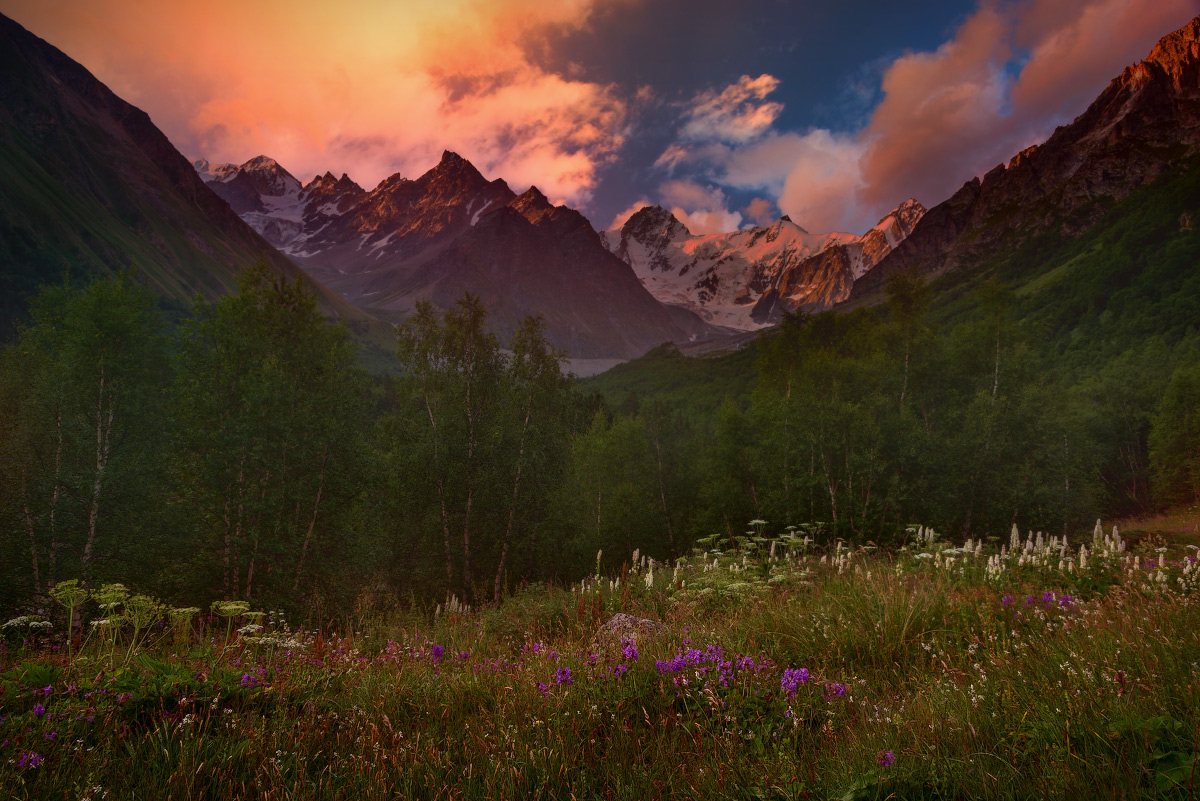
<box><xmin>2</xmin><ymin>520</ymin><xmax>1198</xmax><ymax>799</ymax></box>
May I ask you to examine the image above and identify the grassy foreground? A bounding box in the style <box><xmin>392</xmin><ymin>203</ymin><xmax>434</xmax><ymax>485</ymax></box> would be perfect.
<box><xmin>2</xmin><ymin>523</ymin><xmax>1199</xmax><ymax>800</ymax></box>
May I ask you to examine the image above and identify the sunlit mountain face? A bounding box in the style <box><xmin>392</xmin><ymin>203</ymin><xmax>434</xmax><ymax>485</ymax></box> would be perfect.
<box><xmin>2</xmin><ymin>0</ymin><xmax>1195</xmax><ymax>239</ymax></box>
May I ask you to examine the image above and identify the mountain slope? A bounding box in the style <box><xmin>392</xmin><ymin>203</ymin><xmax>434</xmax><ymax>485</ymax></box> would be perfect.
<box><xmin>193</xmin><ymin>152</ymin><xmax>719</xmax><ymax>359</ymax></box>
<box><xmin>382</xmin><ymin>187</ymin><xmax>713</xmax><ymax>358</ymax></box>
<box><xmin>600</xmin><ymin>200</ymin><xmax>924</xmax><ymax>329</ymax></box>
<box><xmin>852</xmin><ymin>13</ymin><xmax>1200</xmax><ymax>300</ymax></box>
<box><xmin>0</xmin><ymin>13</ymin><xmax>371</xmax><ymax>337</ymax></box>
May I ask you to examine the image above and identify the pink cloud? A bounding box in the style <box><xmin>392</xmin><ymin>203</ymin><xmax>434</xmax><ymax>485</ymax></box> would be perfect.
<box><xmin>659</xmin><ymin>180</ymin><xmax>743</xmax><ymax>234</ymax></box>
<box><xmin>742</xmin><ymin>197</ymin><xmax>777</xmax><ymax>226</ymax></box>
<box><xmin>660</xmin><ymin>0</ymin><xmax>1199</xmax><ymax>233</ymax></box>
<box><xmin>855</xmin><ymin>0</ymin><xmax>1199</xmax><ymax>213</ymax></box>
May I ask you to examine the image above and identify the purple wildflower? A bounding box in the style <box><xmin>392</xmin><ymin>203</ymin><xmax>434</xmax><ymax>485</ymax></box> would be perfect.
<box><xmin>877</xmin><ymin>750</ymin><xmax>895</xmax><ymax>768</ymax></box>
<box><xmin>1001</xmin><ymin>594</ymin><xmax>1014</xmax><ymax>606</ymax></box>
<box><xmin>32</xmin><ymin>703</ymin><xmax>45</xmax><ymax>717</ymax></box>
<box><xmin>431</xmin><ymin>644</ymin><xmax>445</xmax><ymax>661</ymax></box>
<box><xmin>554</xmin><ymin>667</ymin><xmax>573</xmax><ymax>686</ymax></box>
<box><xmin>17</xmin><ymin>751</ymin><xmax>43</xmax><ymax>769</ymax></box>
<box><xmin>824</xmin><ymin>682</ymin><xmax>848</xmax><ymax>700</ymax></box>
<box><xmin>622</xmin><ymin>639</ymin><xmax>639</xmax><ymax>661</ymax></box>
<box><xmin>656</xmin><ymin>655</ymin><xmax>685</xmax><ymax>674</ymax></box>
<box><xmin>613</xmin><ymin>664</ymin><xmax>628</xmax><ymax>678</ymax></box>
<box><xmin>781</xmin><ymin>668</ymin><xmax>810</xmax><ymax>696</ymax></box>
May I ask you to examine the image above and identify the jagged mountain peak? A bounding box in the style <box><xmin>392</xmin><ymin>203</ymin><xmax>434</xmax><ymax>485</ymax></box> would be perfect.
<box><xmin>509</xmin><ymin>185</ymin><xmax>553</xmax><ymax>220</ymax></box>
<box><xmin>767</xmin><ymin>215</ymin><xmax>808</xmax><ymax>235</ymax></box>
<box><xmin>872</xmin><ymin>198</ymin><xmax>926</xmax><ymax>230</ymax></box>
<box><xmin>622</xmin><ymin>205</ymin><xmax>693</xmax><ymax>241</ymax></box>
<box><xmin>1142</xmin><ymin>14</ymin><xmax>1200</xmax><ymax>87</ymax></box>
<box><xmin>375</xmin><ymin>173</ymin><xmax>411</xmax><ymax>191</ymax></box>
<box><xmin>519</xmin><ymin>185</ymin><xmax>549</xmax><ymax>203</ymax></box>
<box><xmin>304</xmin><ymin>171</ymin><xmax>364</xmax><ymax>196</ymax></box>
<box><xmin>601</xmin><ymin>195</ymin><xmax>926</xmax><ymax>328</ymax></box>
<box><xmin>431</xmin><ymin>150</ymin><xmax>485</xmax><ymax>181</ymax></box>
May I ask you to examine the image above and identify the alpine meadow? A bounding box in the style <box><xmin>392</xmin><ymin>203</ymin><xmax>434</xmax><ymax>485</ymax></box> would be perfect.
<box><xmin>1</xmin><ymin>3</ymin><xmax>1199</xmax><ymax>800</ymax></box>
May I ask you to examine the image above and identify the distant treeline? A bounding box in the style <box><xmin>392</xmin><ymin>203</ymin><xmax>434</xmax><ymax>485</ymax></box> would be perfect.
<box><xmin>2</xmin><ymin>246</ymin><xmax>1198</xmax><ymax>615</ymax></box>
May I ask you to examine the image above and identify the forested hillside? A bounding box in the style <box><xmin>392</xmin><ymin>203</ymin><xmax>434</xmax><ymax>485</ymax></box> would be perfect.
<box><xmin>1</xmin><ymin>151</ymin><xmax>1197</xmax><ymax>617</ymax></box>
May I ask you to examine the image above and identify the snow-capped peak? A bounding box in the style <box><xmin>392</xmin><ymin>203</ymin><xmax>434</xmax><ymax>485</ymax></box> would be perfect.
<box><xmin>191</xmin><ymin>157</ymin><xmax>239</xmax><ymax>183</ymax></box>
<box><xmin>599</xmin><ymin>198</ymin><xmax>926</xmax><ymax>329</ymax></box>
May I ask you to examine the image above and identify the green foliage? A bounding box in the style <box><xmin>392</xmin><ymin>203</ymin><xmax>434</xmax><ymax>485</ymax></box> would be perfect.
<box><xmin>167</xmin><ymin>261</ymin><xmax>370</xmax><ymax>609</ymax></box>
<box><xmin>0</xmin><ymin>272</ymin><xmax>168</xmax><ymax>611</ymax></box>
<box><xmin>385</xmin><ymin>296</ymin><xmax>575</xmax><ymax>602</ymax></box>
<box><xmin>1150</xmin><ymin>361</ymin><xmax>1200</xmax><ymax>506</ymax></box>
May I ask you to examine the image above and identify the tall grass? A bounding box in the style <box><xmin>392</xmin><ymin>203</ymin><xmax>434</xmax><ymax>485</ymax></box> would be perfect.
<box><xmin>2</xmin><ymin>524</ymin><xmax>1198</xmax><ymax>799</ymax></box>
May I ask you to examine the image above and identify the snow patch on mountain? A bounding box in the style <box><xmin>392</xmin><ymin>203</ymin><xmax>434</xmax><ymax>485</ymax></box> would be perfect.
<box><xmin>601</xmin><ymin>200</ymin><xmax>925</xmax><ymax>330</ymax></box>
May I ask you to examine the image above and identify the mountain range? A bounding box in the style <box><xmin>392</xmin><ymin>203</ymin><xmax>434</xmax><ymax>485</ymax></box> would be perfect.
<box><xmin>4</xmin><ymin>7</ymin><xmax>1199</xmax><ymax>368</ymax></box>
<box><xmin>193</xmin><ymin>152</ymin><xmax>926</xmax><ymax>336</ymax></box>
<box><xmin>599</xmin><ymin>199</ymin><xmax>925</xmax><ymax>329</ymax></box>
<box><xmin>194</xmin><ymin>151</ymin><xmax>718</xmax><ymax>358</ymax></box>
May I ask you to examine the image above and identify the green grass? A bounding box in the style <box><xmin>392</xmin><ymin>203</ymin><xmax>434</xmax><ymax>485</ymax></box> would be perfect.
<box><xmin>2</xmin><ymin>523</ymin><xmax>1198</xmax><ymax>799</ymax></box>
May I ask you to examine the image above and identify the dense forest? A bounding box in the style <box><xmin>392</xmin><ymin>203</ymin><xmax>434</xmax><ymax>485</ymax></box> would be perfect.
<box><xmin>1</xmin><ymin>163</ymin><xmax>1199</xmax><ymax>618</ymax></box>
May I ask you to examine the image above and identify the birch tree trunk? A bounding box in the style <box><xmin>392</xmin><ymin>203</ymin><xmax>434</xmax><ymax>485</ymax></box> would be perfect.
<box><xmin>82</xmin><ymin>364</ymin><xmax>114</xmax><ymax>584</ymax></box>
<box><xmin>495</xmin><ymin>387</ymin><xmax>534</xmax><ymax>602</ymax></box>
<box><xmin>294</xmin><ymin>449</ymin><xmax>328</xmax><ymax>593</ymax></box>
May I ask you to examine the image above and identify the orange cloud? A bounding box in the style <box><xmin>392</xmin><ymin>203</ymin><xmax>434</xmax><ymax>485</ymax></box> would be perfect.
<box><xmin>680</xmin><ymin>74</ymin><xmax>783</xmax><ymax>144</ymax></box>
<box><xmin>1</xmin><ymin>0</ymin><xmax>635</xmax><ymax>205</ymax></box>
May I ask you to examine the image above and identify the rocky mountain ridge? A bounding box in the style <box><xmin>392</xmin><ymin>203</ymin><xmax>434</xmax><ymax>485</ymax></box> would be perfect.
<box><xmin>851</xmin><ymin>13</ymin><xmax>1200</xmax><ymax>300</ymax></box>
<box><xmin>599</xmin><ymin>199</ymin><xmax>924</xmax><ymax>329</ymax></box>
<box><xmin>193</xmin><ymin>151</ymin><xmax>719</xmax><ymax>358</ymax></box>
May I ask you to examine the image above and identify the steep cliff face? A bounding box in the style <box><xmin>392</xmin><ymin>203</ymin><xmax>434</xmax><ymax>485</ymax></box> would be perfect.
<box><xmin>852</xmin><ymin>14</ymin><xmax>1200</xmax><ymax>300</ymax></box>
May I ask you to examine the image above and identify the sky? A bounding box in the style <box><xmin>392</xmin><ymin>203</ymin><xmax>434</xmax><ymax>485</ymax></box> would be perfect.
<box><xmin>3</xmin><ymin>0</ymin><xmax>1198</xmax><ymax>235</ymax></box>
